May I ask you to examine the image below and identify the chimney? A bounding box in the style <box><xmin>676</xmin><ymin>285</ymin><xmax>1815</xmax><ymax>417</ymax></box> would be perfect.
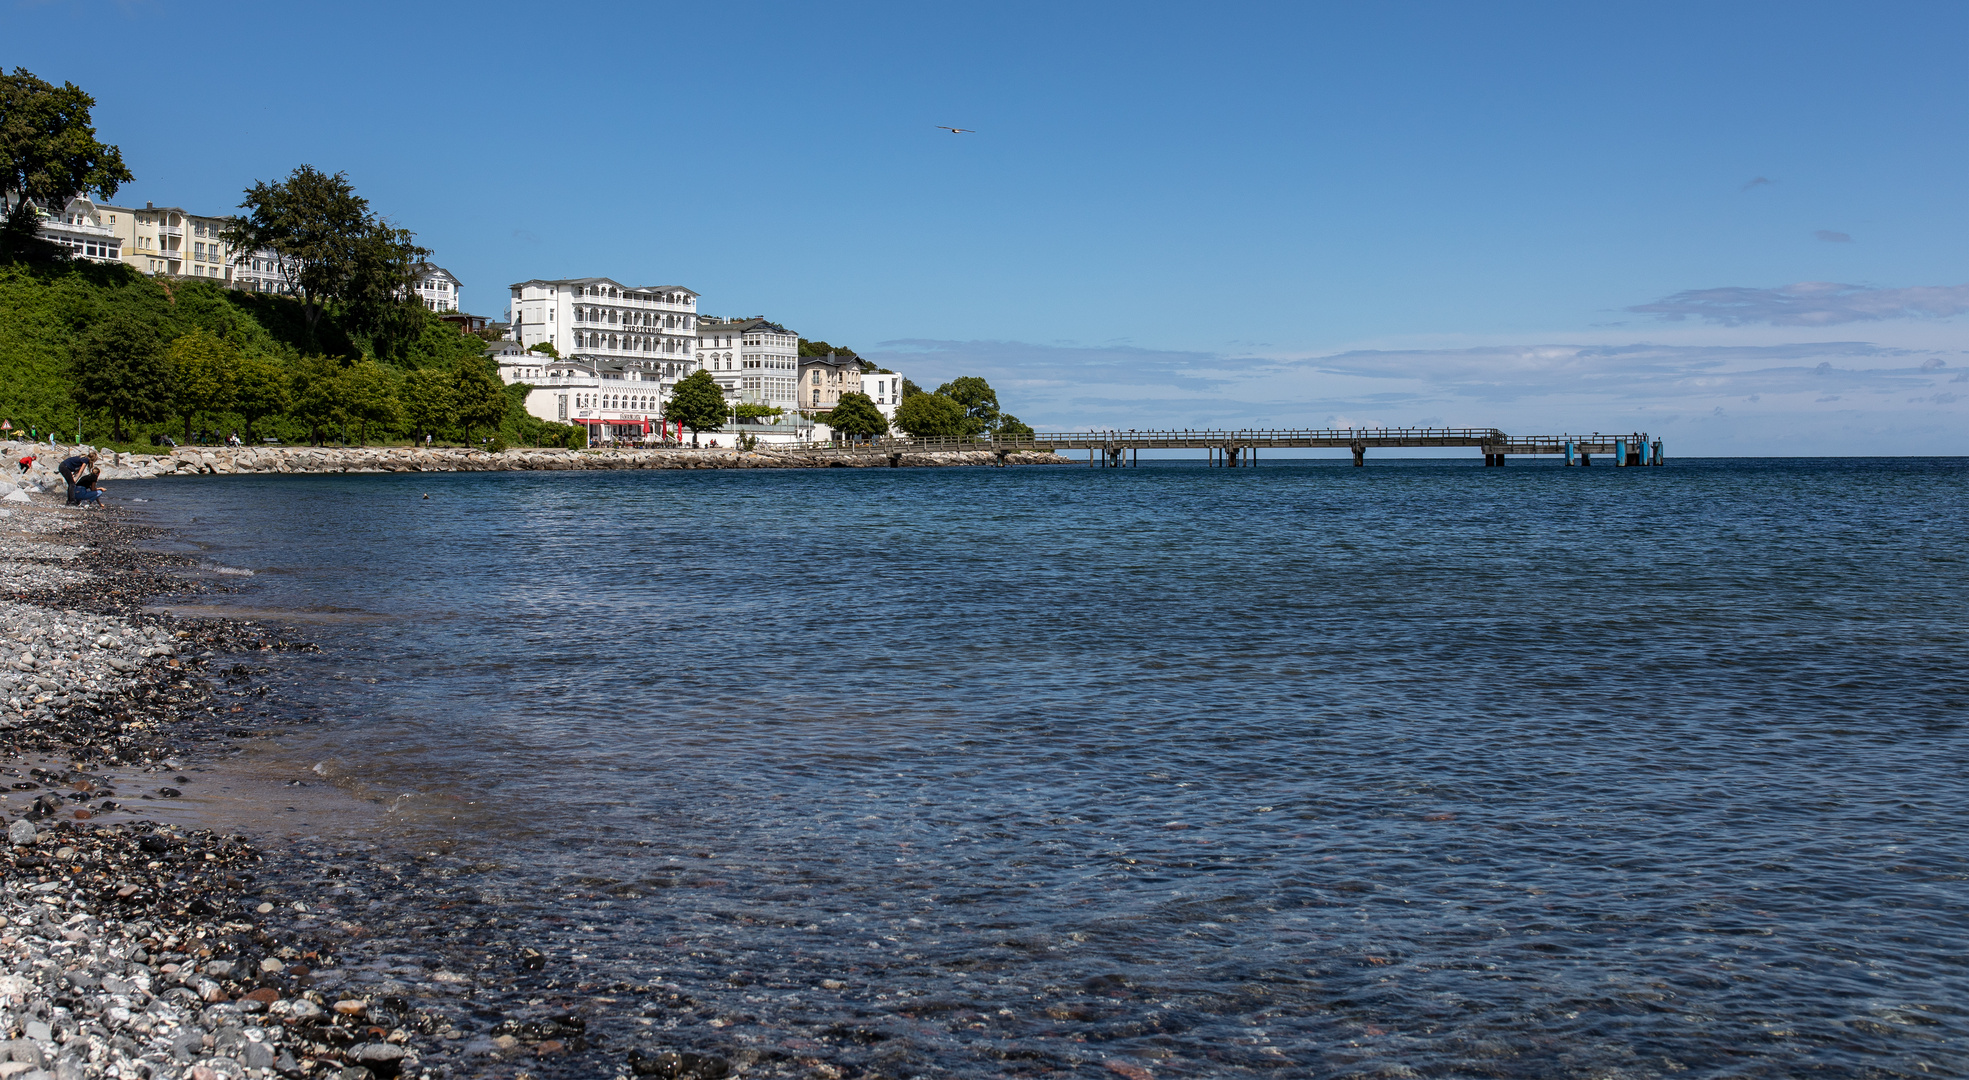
<box><xmin>145</xmin><ymin>201</ymin><xmax>153</xmax><ymax>209</ymax></box>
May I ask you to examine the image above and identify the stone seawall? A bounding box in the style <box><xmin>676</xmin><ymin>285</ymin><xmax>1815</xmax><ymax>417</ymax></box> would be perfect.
<box><xmin>2</xmin><ymin>442</ymin><xmax>1071</xmax><ymax>481</ymax></box>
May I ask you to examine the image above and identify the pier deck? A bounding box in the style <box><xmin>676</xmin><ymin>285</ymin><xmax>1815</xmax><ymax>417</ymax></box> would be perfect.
<box><xmin>821</xmin><ymin>427</ymin><xmax>1665</xmax><ymax>467</ymax></box>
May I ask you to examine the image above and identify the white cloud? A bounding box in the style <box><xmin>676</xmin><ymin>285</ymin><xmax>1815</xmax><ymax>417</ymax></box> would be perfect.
<box><xmin>1630</xmin><ymin>281</ymin><xmax>1969</xmax><ymax>326</ymax></box>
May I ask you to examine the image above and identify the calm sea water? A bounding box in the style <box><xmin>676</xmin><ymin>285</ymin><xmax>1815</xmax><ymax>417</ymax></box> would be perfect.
<box><xmin>129</xmin><ymin>458</ymin><xmax>1968</xmax><ymax>1077</ymax></box>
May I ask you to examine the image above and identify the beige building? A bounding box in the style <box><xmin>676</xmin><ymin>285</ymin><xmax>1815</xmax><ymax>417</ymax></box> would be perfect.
<box><xmin>797</xmin><ymin>352</ymin><xmax>863</xmax><ymax>413</ymax></box>
<box><xmin>101</xmin><ymin>201</ymin><xmax>239</xmax><ymax>282</ymax></box>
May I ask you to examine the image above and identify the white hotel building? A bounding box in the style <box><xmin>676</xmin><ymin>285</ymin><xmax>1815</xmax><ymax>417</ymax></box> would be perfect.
<box><xmin>695</xmin><ymin>316</ymin><xmax>800</xmax><ymax>412</ymax></box>
<box><xmin>504</xmin><ymin>277</ymin><xmax>701</xmax><ymax>441</ymax></box>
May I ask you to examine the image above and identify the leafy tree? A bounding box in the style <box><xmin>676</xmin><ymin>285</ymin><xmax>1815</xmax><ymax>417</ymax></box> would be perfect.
<box><xmin>68</xmin><ymin>314</ymin><xmax>168</xmax><ymax>441</ymax></box>
<box><xmin>996</xmin><ymin>413</ymin><xmax>1035</xmax><ymax>439</ymax></box>
<box><xmin>900</xmin><ymin>377</ymin><xmax>926</xmax><ymax>399</ymax></box>
<box><xmin>341</xmin><ymin>360</ymin><xmax>403</xmax><ymax>444</ymax></box>
<box><xmin>288</xmin><ymin>355</ymin><xmax>347</xmax><ymax>445</ymax></box>
<box><xmin>935</xmin><ymin>376</ymin><xmax>1000</xmax><ymax>437</ymax></box>
<box><xmin>664</xmin><ymin>369</ymin><xmax>728</xmax><ymax>446</ymax></box>
<box><xmin>0</xmin><ymin>69</ymin><xmax>132</xmax><ymax>262</ymax></box>
<box><xmin>893</xmin><ymin>391</ymin><xmax>969</xmax><ymax>439</ymax></box>
<box><xmin>797</xmin><ymin>339</ymin><xmax>858</xmax><ymax>359</ymax></box>
<box><xmin>403</xmin><ymin>366</ymin><xmax>455</xmax><ymax>440</ymax></box>
<box><xmin>451</xmin><ymin>359</ymin><xmax>507</xmax><ymax>443</ymax></box>
<box><xmin>165</xmin><ymin>328</ymin><xmax>239</xmax><ymax>443</ymax></box>
<box><xmin>232</xmin><ymin>355</ymin><xmax>289</xmax><ymax>443</ymax></box>
<box><xmin>343</xmin><ymin>231</ymin><xmax>435</xmax><ymax>362</ymax></box>
<box><xmin>221</xmin><ymin>166</ymin><xmax>429</xmax><ymax>346</ymax></box>
<box><xmin>822</xmin><ymin>392</ymin><xmax>888</xmax><ymax>442</ymax></box>
<box><xmin>733</xmin><ymin>403</ymin><xmax>783</xmax><ymax>422</ymax></box>
<box><xmin>527</xmin><ymin>341</ymin><xmax>560</xmax><ymax>359</ymax></box>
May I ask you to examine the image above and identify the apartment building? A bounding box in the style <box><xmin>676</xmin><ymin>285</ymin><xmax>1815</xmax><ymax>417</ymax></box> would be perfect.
<box><xmin>415</xmin><ymin>266</ymin><xmax>462</xmax><ymax>312</ymax></box>
<box><xmin>696</xmin><ymin>316</ymin><xmax>800</xmax><ymax>411</ymax></box>
<box><xmin>797</xmin><ymin>352</ymin><xmax>863</xmax><ymax>413</ymax></box>
<box><xmin>860</xmin><ymin>369</ymin><xmax>908</xmax><ymax>423</ymax></box>
<box><xmin>100</xmin><ymin>201</ymin><xmax>238</xmax><ymax>281</ymax></box>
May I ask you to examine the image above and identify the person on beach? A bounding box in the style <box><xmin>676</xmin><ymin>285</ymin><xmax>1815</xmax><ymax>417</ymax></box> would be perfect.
<box><xmin>16</xmin><ymin>454</ymin><xmax>32</xmax><ymax>474</ymax></box>
<box><xmin>58</xmin><ymin>451</ymin><xmax>98</xmax><ymax>504</ymax></box>
<box><xmin>72</xmin><ymin>470</ymin><xmax>104</xmax><ymax>508</ymax></box>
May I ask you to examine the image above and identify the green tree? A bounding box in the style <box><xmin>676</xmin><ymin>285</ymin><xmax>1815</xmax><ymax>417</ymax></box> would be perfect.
<box><xmin>232</xmin><ymin>355</ymin><xmax>289</xmax><ymax>444</ymax></box>
<box><xmin>900</xmin><ymin>377</ymin><xmax>926</xmax><ymax>399</ymax></box>
<box><xmin>451</xmin><ymin>359</ymin><xmax>507</xmax><ymax>444</ymax></box>
<box><xmin>68</xmin><ymin>314</ymin><xmax>168</xmax><ymax>441</ymax></box>
<box><xmin>733</xmin><ymin>403</ymin><xmax>783</xmax><ymax>422</ymax></box>
<box><xmin>220</xmin><ymin>166</ymin><xmax>428</xmax><ymax>346</ymax></box>
<box><xmin>996</xmin><ymin>413</ymin><xmax>1035</xmax><ymax>440</ymax></box>
<box><xmin>341</xmin><ymin>360</ymin><xmax>403</xmax><ymax>444</ymax></box>
<box><xmin>0</xmin><ymin>69</ymin><xmax>133</xmax><ymax>262</ymax></box>
<box><xmin>343</xmin><ymin>233</ymin><xmax>435</xmax><ymax>362</ymax></box>
<box><xmin>403</xmin><ymin>366</ymin><xmax>456</xmax><ymax>441</ymax></box>
<box><xmin>935</xmin><ymin>376</ymin><xmax>1000</xmax><ymax>437</ymax></box>
<box><xmin>893</xmin><ymin>392</ymin><xmax>969</xmax><ymax>439</ymax></box>
<box><xmin>797</xmin><ymin>339</ymin><xmax>859</xmax><ymax>359</ymax></box>
<box><xmin>664</xmin><ymin>369</ymin><xmax>729</xmax><ymax>446</ymax></box>
<box><xmin>289</xmin><ymin>355</ymin><xmax>347</xmax><ymax>445</ymax></box>
<box><xmin>822</xmin><ymin>392</ymin><xmax>888</xmax><ymax>442</ymax></box>
<box><xmin>527</xmin><ymin>341</ymin><xmax>560</xmax><ymax>359</ymax></box>
<box><xmin>165</xmin><ymin>328</ymin><xmax>239</xmax><ymax>443</ymax></box>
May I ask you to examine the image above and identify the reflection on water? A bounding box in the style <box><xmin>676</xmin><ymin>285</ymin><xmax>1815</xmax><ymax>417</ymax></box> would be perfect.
<box><xmin>126</xmin><ymin>461</ymin><xmax>1969</xmax><ymax>1077</ymax></box>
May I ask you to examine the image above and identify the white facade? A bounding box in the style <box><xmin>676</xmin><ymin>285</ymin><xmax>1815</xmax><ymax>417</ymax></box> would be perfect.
<box><xmin>509</xmin><ymin>277</ymin><xmax>699</xmax><ymax>370</ymax></box>
<box><xmin>415</xmin><ymin>266</ymin><xmax>462</xmax><ymax>312</ymax></box>
<box><xmin>861</xmin><ymin>370</ymin><xmax>906</xmax><ymax>422</ymax></box>
<box><xmin>696</xmin><ymin>316</ymin><xmax>799</xmax><ymax>410</ymax></box>
<box><xmin>502</xmin><ymin>278</ymin><xmax>702</xmax><ymax>442</ymax></box>
<box><xmin>11</xmin><ymin>196</ymin><xmax>124</xmax><ymax>264</ymax></box>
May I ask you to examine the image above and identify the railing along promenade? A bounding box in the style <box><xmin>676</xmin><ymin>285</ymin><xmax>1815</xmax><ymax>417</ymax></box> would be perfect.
<box><xmin>811</xmin><ymin>427</ymin><xmax>1666</xmax><ymax>467</ymax></box>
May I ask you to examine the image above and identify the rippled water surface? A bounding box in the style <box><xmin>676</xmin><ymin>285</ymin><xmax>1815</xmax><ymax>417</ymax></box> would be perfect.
<box><xmin>132</xmin><ymin>459</ymin><xmax>1968</xmax><ymax>1077</ymax></box>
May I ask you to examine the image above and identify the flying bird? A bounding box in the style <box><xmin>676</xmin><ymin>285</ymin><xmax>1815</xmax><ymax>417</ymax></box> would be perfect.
<box><xmin>936</xmin><ymin>126</ymin><xmax>975</xmax><ymax>134</ymax></box>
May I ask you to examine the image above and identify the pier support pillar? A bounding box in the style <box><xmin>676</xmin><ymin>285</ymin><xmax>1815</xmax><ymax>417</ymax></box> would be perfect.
<box><xmin>1351</xmin><ymin>441</ymin><xmax>1365</xmax><ymax>467</ymax></box>
<box><xmin>1565</xmin><ymin>441</ymin><xmax>1575</xmax><ymax>466</ymax></box>
<box><xmin>1652</xmin><ymin>439</ymin><xmax>1664</xmax><ymax>466</ymax></box>
<box><xmin>1580</xmin><ymin>452</ymin><xmax>1592</xmax><ymax>467</ymax></box>
<box><xmin>1615</xmin><ymin>438</ymin><xmax>1627</xmax><ymax>466</ymax></box>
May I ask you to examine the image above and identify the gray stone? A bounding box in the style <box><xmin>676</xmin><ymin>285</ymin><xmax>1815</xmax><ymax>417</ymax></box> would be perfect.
<box><xmin>242</xmin><ymin>1042</ymin><xmax>275</xmax><ymax>1070</ymax></box>
<box><xmin>8</xmin><ymin>819</ymin><xmax>36</xmax><ymax>845</ymax></box>
<box><xmin>21</xmin><ymin>1021</ymin><xmax>50</xmax><ymax>1043</ymax></box>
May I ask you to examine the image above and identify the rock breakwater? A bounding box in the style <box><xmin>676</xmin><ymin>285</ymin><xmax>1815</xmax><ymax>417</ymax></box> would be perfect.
<box><xmin>2</xmin><ymin>441</ymin><xmax>1070</xmax><ymax>482</ymax></box>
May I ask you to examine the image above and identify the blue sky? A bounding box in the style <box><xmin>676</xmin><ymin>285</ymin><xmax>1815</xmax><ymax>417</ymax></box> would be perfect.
<box><xmin>13</xmin><ymin>0</ymin><xmax>1969</xmax><ymax>451</ymax></box>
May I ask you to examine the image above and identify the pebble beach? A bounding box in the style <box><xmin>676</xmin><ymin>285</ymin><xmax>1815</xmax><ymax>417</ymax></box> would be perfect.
<box><xmin>0</xmin><ymin>488</ymin><xmax>759</xmax><ymax>1080</ymax></box>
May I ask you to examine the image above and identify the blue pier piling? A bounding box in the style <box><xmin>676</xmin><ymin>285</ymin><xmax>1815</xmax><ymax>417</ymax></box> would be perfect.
<box><xmin>1565</xmin><ymin>440</ymin><xmax>1575</xmax><ymax>466</ymax></box>
<box><xmin>1615</xmin><ymin>438</ymin><xmax>1627</xmax><ymax>466</ymax></box>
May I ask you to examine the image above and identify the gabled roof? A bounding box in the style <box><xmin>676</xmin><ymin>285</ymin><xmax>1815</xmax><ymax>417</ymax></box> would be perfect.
<box><xmin>419</xmin><ymin>265</ymin><xmax>461</xmax><ymax>285</ymax></box>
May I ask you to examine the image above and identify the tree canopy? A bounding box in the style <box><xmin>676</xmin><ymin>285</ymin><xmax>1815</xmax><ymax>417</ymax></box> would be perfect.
<box><xmin>797</xmin><ymin>339</ymin><xmax>859</xmax><ymax>359</ymax></box>
<box><xmin>70</xmin><ymin>315</ymin><xmax>169</xmax><ymax>442</ymax></box>
<box><xmin>823</xmin><ymin>392</ymin><xmax>888</xmax><ymax>441</ymax></box>
<box><xmin>664</xmin><ymin>370</ymin><xmax>729</xmax><ymax>443</ymax></box>
<box><xmin>0</xmin><ymin>69</ymin><xmax>132</xmax><ymax>261</ymax></box>
<box><xmin>894</xmin><ymin>391</ymin><xmax>969</xmax><ymax>439</ymax></box>
<box><xmin>221</xmin><ymin>166</ymin><xmax>430</xmax><ymax>346</ymax></box>
<box><xmin>166</xmin><ymin>329</ymin><xmax>239</xmax><ymax>443</ymax></box>
<box><xmin>935</xmin><ymin>376</ymin><xmax>1000</xmax><ymax>437</ymax></box>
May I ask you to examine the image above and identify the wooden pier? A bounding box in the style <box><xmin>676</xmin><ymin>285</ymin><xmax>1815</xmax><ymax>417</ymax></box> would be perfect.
<box><xmin>824</xmin><ymin>427</ymin><xmax>1666</xmax><ymax>467</ymax></box>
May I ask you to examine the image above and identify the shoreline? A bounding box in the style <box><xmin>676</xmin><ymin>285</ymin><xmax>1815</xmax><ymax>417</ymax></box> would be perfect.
<box><xmin>3</xmin><ymin>442</ymin><xmax>1072</xmax><ymax>485</ymax></box>
<box><xmin>0</xmin><ymin>497</ymin><xmax>774</xmax><ymax>1080</ymax></box>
